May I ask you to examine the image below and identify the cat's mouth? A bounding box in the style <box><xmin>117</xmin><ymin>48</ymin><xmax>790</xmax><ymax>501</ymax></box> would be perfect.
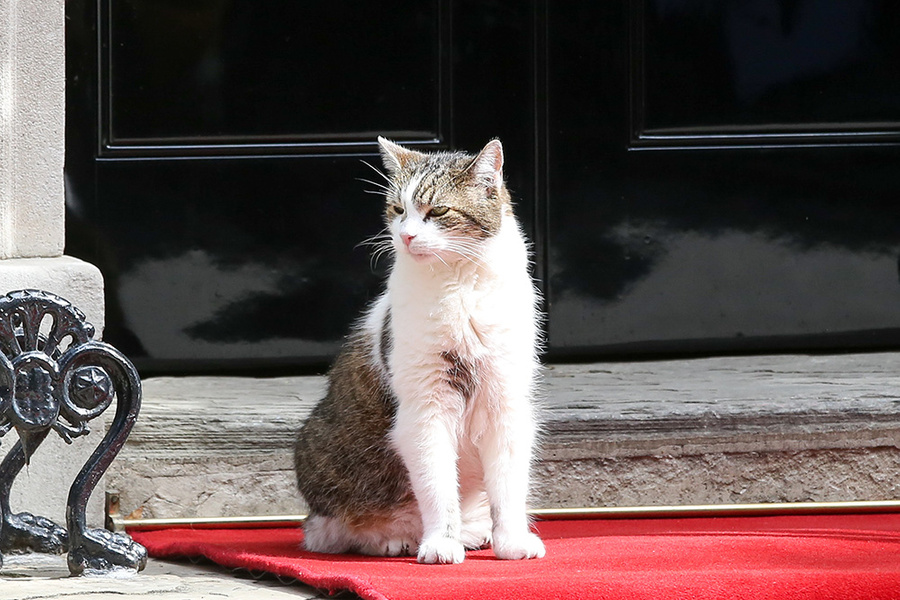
<box><xmin>405</xmin><ymin>247</ymin><xmax>436</xmax><ymax>262</ymax></box>
<box><xmin>396</xmin><ymin>237</ymin><xmax>450</xmax><ymax>264</ymax></box>
<box><xmin>401</xmin><ymin>242</ymin><xmax>451</xmax><ymax>264</ymax></box>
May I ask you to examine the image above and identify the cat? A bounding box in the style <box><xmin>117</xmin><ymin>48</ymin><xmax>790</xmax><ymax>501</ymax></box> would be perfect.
<box><xmin>294</xmin><ymin>137</ymin><xmax>545</xmax><ymax>564</ymax></box>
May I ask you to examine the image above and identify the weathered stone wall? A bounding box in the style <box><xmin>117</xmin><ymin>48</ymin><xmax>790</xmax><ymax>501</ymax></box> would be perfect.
<box><xmin>0</xmin><ymin>0</ymin><xmax>65</xmax><ymax>259</ymax></box>
<box><xmin>111</xmin><ymin>353</ymin><xmax>900</xmax><ymax>521</ymax></box>
<box><xmin>0</xmin><ymin>0</ymin><xmax>106</xmax><ymax>527</ymax></box>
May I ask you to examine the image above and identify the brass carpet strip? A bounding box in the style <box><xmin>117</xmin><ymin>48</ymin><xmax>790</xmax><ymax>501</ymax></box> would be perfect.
<box><xmin>112</xmin><ymin>500</ymin><xmax>900</xmax><ymax>532</ymax></box>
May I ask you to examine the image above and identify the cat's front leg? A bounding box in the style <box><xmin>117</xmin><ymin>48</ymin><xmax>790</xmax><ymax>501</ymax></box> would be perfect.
<box><xmin>392</xmin><ymin>398</ymin><xmax>465</xmax><ymax>564</ymax></box>
<box><xmin>480</xmin><ymin>391</ymin><xmax>546</xmax><ymax>560</ymax></box>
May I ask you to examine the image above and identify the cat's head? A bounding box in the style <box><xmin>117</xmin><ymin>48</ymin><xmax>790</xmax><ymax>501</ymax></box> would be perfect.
<box><xmin>375</xmin><ymin>137</ymin><xmax>511</xmax><ymax>265</ymax></box>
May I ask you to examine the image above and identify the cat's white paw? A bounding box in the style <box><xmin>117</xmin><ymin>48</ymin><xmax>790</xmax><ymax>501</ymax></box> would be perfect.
<box><xmin>417</xmin><ymin>536</ymin><xmax>465</xmax><ymax>564</ymax></box>
<box><xmin>460</xmin><ymin>528</ymin><xmax>492</xmax><ymax>550</ymax></box>
<box><xmin>492</xmin><ymin>531</ymin><xmax>546</xmax><ymax>560</ymax></box>
<box><xmin>460</xmin><ymin>503</ymin><xmax>493</xmax><ymax>550</ymax></box>
<box><xmin>460</xmin><ymin>521</ymin><xmax>492</xmax><ymax>550</ymax></box>
<box><xmin>384</xmin><ymin>538</ymin><xmax>417</xmax><ymax>557</ymax></box>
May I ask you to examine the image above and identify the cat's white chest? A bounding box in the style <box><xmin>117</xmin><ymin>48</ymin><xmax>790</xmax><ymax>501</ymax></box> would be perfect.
<box><xmin>390</xmin><ymin>268</ymin><xmax>487</xmax><ymax>355</ymax></box>
<box><xmin>392</xmin><ymin>255</ymin><xmax>531</xmax><ymax>358</ymax></box>
<box><xmin>436</xmin><ymin>273</ymin><xmax>493</xmax><ymax>349</ymax></box>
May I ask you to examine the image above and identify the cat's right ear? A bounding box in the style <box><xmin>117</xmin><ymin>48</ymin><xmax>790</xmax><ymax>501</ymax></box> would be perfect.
<box><xmin>378</xmin><ymin>137</ymin><xmax>423</xmax><ymax>176</ymax></box>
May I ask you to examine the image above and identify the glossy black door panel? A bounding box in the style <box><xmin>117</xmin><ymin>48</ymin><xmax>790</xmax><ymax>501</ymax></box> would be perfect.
<box><xmin>546</xmin><ymin>0</ymin><xmax>900</xmax><ymax>357</ymax></box>
<box><xmin>67</xmin><ymin>0</ymin><xmax>537</xmax><ymax>372</ymax></box>
<box><xmin>88</xmin><ymin>157</ymin><xmax>390</xmax><ymax>366</ymax></box>
<box><xmin>636</xmin><ymin>0</ymin><xmax>900</xmax><ymax>142</ymax></box>
<box><xmin>103</xmin><ymin>0</ymin><xmax>448</xmax><ymax>154</ymax></box>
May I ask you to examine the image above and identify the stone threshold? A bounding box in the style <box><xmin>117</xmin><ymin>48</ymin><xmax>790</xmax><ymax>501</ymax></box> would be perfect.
<box><xmin>107</xmin><ymin>352</ymin><xmax>900</xmax><ymax>522</ymax></box>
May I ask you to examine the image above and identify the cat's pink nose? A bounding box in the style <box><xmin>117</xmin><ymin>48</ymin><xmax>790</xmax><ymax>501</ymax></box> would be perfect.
<box><xmin>401</xmin><ymin>233</ymin><xmax>415</xmax><ymax>247</ymax></box>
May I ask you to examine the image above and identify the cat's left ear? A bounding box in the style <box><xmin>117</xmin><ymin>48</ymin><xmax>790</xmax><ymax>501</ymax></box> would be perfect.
<box><xmin>466</xmin><ymin>139</ymin><xmax>504</xmax><ymax>190</ymax></box>
<box><xmin>378</xmin><ymin>136</ymin><xmax>424</xmax><ymax>176</ymax></box>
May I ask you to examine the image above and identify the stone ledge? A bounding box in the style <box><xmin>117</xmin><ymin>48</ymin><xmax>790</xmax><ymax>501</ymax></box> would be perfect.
<box><xmin>109</xmin><ymin>352</ymin><xmax>900</xmax><ymax>520</ymax></box>
<box><xmin>0</xmin><ymin>256</ymin><xmax>104</xmax><ymax>330</ymax></box>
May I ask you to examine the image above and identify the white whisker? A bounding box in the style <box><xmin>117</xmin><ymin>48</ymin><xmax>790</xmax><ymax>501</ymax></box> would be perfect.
<box><xmin>434</xmin><ymin>253</ymin><xmax>450</xmax><ymax>268</ymax></box>
<box><xmin>368</xmin><ymin>241</ymin><xmax>395</xmax><ymax>270</ymax></box>
<box><xmin>355</xmin><ymin>228</ymin><xmax>396</xmax><ymax>271</ymax></box>
<box><xmin>356</xmin><ymin>177</ymin><xmax>393</xmax><ymax>194</ymax></box>
<box><xmin>443</xmin><ymin>238</ymin><xmax>487</xmax><ymax>268</ymax></box>
<box><xmin>360</xmin><ymin>160</ymin><xmax>394</xmax><ymax>185</ymax></box>
<box><xmin>356</xmin><ymin>228</ymin><xmax>390</xmax><ymax>249</ymax></box>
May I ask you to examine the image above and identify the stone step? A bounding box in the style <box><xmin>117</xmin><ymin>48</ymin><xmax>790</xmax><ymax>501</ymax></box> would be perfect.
<box><xmin>107</xmin><ymin>352</ymin><xmax>900</xmax><ymax>521</ymax></box>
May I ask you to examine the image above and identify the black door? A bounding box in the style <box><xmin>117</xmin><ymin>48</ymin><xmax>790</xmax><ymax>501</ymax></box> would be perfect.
<box><xmin>66</xmin><ymin>1</ymin><xmax>900</xmax><ymax>373</ymax></box>
<box><xmin>546</xmin><ymin>0</ymin><xmax>900</xmax><ymax>357</ymax></box>
<box><xmin>66</xmin><ymin>0</ymin><xmax>538</xmax><ymax>372</ymax></box>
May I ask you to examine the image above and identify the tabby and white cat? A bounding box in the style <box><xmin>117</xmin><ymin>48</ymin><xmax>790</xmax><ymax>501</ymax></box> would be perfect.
<box><xmin>294</xmin><ymin>137</ymin><xmax>544</xmax><ymax>564</ymax></box>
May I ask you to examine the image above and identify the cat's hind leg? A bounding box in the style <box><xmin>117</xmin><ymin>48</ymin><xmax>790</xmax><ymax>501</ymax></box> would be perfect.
<box><xmin>349</xmin><ymin>503</ymin><xmax>422</xmax><ymax>557</ymax></box>
<box><xmin>301</xmin><ymin>514</ymin><xmax>356</xmax><ymax>554</ymax></box>
<box><xmin>302</xmin><ymin>505</ymin><xmax>422</xmax><ymax>557</ymax></box>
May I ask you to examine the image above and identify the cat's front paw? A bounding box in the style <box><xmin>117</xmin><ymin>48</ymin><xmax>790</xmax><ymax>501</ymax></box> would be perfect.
<box><xmin>492</xmin><ymin>530</ymin><xmax>545</xmax><ymax>560</ymax></box>
<box><xmin>417</xmin><ymin>536</ymin><xmax>465</xmax><ymax>564</ymax></box>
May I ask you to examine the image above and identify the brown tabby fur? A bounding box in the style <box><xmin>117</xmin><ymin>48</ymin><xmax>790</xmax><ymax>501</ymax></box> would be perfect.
<box><xmin>294</xmin><ymin>333</ymin><xmax>414</xmax><ymax>522</ymax></box>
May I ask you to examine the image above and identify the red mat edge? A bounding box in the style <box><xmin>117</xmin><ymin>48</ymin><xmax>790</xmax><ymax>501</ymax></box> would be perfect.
<box><xmin>130</xmin><ymin>513</ymin><xmax>900</xmax><ymax>600</ymax></box>
<box><xmin>137</xmin><ymin>532</ymin><xmax>389</xmax><ymax>600</ymax></box>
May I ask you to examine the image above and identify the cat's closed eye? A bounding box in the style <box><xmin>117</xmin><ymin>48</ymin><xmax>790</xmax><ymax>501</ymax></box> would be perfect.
<box><xmin>390</xmin><ymin>204</ymin><xmax>405</xmax><ymax>215</ymax></box>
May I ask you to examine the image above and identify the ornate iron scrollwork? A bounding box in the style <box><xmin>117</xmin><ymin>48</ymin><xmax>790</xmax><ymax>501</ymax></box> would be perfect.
<box><xmin>0</xmin><ymin>290</ymin><xmax>146</xmax><ymax>574</ymax></box>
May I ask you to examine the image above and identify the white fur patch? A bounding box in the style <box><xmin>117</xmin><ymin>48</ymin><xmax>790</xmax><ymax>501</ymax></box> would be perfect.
<box><xmin>400</xmin><ymin>173</ymin><xmax>424</xmax><ymax>209</ymax></box>
<box><xmin>385</xmin><ymin>212</ymin><xmax>543</xmax><ymax>563</ymax></box>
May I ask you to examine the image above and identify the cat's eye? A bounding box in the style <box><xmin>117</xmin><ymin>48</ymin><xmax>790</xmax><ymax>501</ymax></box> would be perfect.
<box><xmin>429</xmin><ymin>206</ymin><xmax>449</xmax><ymax>217</ymax></box>
<box><xmin>390</xmin><ymin>204</ymin><xmax>405</xmax><ymax>215</ymax></box>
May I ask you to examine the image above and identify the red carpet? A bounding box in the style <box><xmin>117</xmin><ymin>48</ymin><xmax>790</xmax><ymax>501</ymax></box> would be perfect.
<box><xmin>131</xmin><ymin>514</ymin><xmax>900</xmax><ymax>600</ymax></box>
